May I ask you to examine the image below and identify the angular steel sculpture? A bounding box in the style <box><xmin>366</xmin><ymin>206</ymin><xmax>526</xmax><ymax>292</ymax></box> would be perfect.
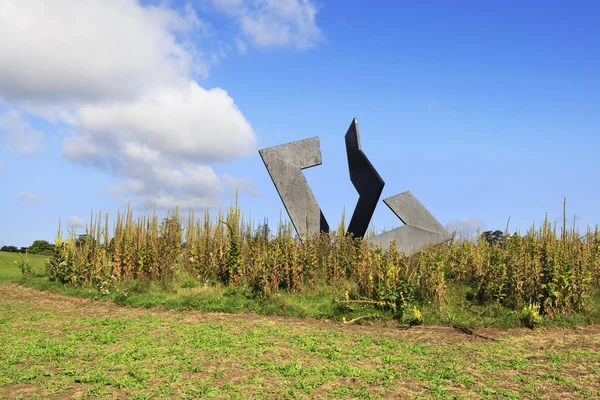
<box><xmin>370</xmin><ymin>191</ymin><xmax>452</xmax><ymax>255</ymax></box>
<box><xmin>345</xmin><ymin>118</ymin><xmax>385</xmax><ymax>238</ymax></box>
<box><xmin>259</xmin><ymin>118</ymin><xmax>451</xmax><ymax>254</ymax></box>
<box><xmin>258</xmin><ymin>137</ymin><xmax>329</xmax><ymax>238</ymax></box>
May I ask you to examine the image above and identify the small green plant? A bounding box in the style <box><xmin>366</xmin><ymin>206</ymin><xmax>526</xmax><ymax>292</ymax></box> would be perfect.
<box><xmin>180</xmin><ymin>278</ymin><xmax>200</xmax><ymax>288</ymax></box>
<box><xmin>15</xmin><ymin>252</ymin><xmax>32</xmax><ymax>277</ymax></box>
<box><xmin>519</xmin><ymin>302</ymin><xmax>542</xmax><ymax>329</ymax></box>
<box><xmin>405</xmin><ymin>306</ymin><xmax>423</xmax><ymax>326</ymax></box>
<box><xmin>16</xmin><ymin>252</ymin><xmax>45</xmax><ymax>278</ymax></box>
<box><xmin>96</xmin><ymin>276</ymin><xmax>117</xmax><ymax>296</ymax></box>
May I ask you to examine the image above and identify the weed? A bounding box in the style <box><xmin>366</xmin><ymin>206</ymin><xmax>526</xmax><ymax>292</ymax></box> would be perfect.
<box><xmin>519</xmin><ymin>302</ymin><xmax>542</xmax><ymax>329</ymax></box>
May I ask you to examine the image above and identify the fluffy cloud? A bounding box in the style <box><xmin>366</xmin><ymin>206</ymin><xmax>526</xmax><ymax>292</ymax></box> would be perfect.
<box><xmin>446</xmin><ymin>217</ymin><xmax>486</xmax><ymax>237</ymax></box>
<box><xmin>0</xmin><ymin>0</ymin><xmax>207</xmax><ymax>105</ymax></box>
<box><xmin>0</xmin><ymin>109</ymin><xmax>44</xmax><ymax>154</ymax></box>
<box><xmin>62</xmin><ymin>81</ymin><xmax>256</xmax><ymax>210</ymax></box>
<box><xmin>0</xmin><ymin>0</ymin><xmax>262</xmax><ymax>210</ymax></box>
<box><xmin>18</xmin><ymin>191</ymin><xmax>52</xmax><ymax>203</ymax></box>
<box><xmin>64</xmin><ymin>82</ymin><xmax>255</xmax><ymax>164</ymax></box>
<box><xmin>211</xmin><ymin>0</ymin><xmax>323</xmax><ymax>50</ymax></box>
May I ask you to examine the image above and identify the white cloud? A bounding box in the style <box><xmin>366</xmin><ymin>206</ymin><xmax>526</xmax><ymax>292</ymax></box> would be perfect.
<box><xmin>64</xmin><ymin>82</ymin><xmax>255</xmax><ymax>164</ymax></box>
<box><xmin>0</xmin><ymin>0</ymin><xmax>208</xmax><ymax>105</ymax></box>
<box><xmin>0</xmin><ymin>109</ymin><xmax>44</xmax><ymax>154</ymax></box>
<box><xmin>18</xmin><ymin>191</ymin><xmax>52</xmax><ymax>203</ymax></box>
<box><xmin>446</xmin><ymin>217</ymin><xmax>486</xmax><ymax>237</ymax></box>
<box><xmin>100</xmin><ymin>160</ymin><xmax>225</xmax><ymax>211</ymax></box>
<box><xmin>66</xmin><ymin>216</ymin><xmax>86</xmax><ymax>232</ymax></box>
<box><xmin>0</xmin><ymin>161</ymin><xmax>5</xmax><ymax>170</ymax></box>
<box><xmin>63</xmin><ymin>81</ymin><xmax>256</xmax><ymax>210</ymax></box>
<box><xmin>211</xmin><ymin>0</ymin><xmax>323</xmax><ymax>50</ymax></box>
<box><xmin>0</xmin><ymin>0</ymin><xmax>259</xmax><ymax>210</ymax></box>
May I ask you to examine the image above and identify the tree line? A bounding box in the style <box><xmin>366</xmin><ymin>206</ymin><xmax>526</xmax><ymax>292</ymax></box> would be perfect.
<box><xmin>1</xmin><ymin>240</ymin><xmax>56</xmax><ymax>256</ymax></box>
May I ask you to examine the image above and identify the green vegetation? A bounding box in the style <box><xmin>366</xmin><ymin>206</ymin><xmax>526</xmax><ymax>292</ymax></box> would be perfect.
<box><xmin>1</xmin><ymin>282</ymin><xmax>599</xmax><ymax>399</ymax></box>
<box><xmin>17</xmin><ymin>275</ymin><xmax>600</xmax><ymax>329</ymax></box>
<box><xmin>1</xmin><ymin>199</ymin><xmax>599</xmax><ymax>398</ymax></box>
<box><xmin>0</xmin><ymin>283</ymin><xmax>600</xmax><ymax>399</ymax></box>
<box><xmin>0</xmin><ymin>251</ymin><xmax>47</xmax><ymax>280</ymax></box>
<box><xmin>33</xmin><ymin>197</ymin><xmax>600</xmax><ymax>328</ymax></box>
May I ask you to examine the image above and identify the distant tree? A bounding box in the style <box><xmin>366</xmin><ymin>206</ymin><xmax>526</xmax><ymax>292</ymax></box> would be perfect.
<box><xmin>254</xmin><ymin>220</ymin><xmax>271</xmax><ymax>240</ymax></box>
<box><xmin>27</xmin><ymin>240</ymin><xmax>55</xmax><ymax>256</ymax></box>
<box><xmin>481</xmin><ymin>230</ymin><xmax>504</xmax><ymax>246</ymax></box>
<box><xmin>0</xmin><ymin>245</ymin><xmax>20</xmax><ymax>253</ymax></box>
<box><xmin>75</xmin><ymin>234</ymin><xmax>94</xmax><ymax>248</ymax></box>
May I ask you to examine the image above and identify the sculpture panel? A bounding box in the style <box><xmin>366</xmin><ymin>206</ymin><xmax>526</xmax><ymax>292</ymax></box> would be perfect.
<box><xmin>258</xmin><ymin>137</ymin><xmax>329</xmax><ymax>238</ymax></box>
<box><xmin>345</xmin><ymin>118</ymin><xmax>385</xmax><ymax>238</ymax></box>
<box><xmin>370</xmin><ymin>191</ymin><xmax>452</xmax><ymax>255</ymax></box>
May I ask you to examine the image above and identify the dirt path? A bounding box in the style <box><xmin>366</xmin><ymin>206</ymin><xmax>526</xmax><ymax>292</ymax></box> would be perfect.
<box><xmin>2</xmin><ymin>282</ymin><xmax>599</xmax><ymax>348</ymax></box>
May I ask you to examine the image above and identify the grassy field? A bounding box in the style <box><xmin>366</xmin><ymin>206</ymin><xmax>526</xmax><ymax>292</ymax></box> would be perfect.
<box><xmin>1</xmin><ymin>282</ymin><xmax>599</xmax><ymax>399</ymax></box>
<box><xmin>14</xmin><ymin>276</ymin><xmax>600</xmax><ymax>330</ymax></box>
<box><xmin>0</xmin><ymin>251</ymin><xmax>47</xmax><ymax>280</ymax></box>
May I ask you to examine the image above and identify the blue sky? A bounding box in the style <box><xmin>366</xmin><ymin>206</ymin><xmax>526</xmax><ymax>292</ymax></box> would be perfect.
<box><xmin>1</xmin><ymin>0</ymin><xmax>599</xmax><ymax>247</ymax></box>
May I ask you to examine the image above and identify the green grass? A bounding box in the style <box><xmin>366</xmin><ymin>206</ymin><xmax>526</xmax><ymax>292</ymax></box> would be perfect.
<box><xmin>17</xmin><ymin>277</ymin><xmax>390</xmax><ymax>324</ymax></box>
<box><xmin>16</xmin><ymin>276</ymin><xmax>600</xmax><ymax>329</ymax></box>
<box><xmin>0</xmin><ymin>252</ymin><xmax>47</xmax><ymax>280</ymax></box>
<box><xmin>0</xmin><ymin>281</ymin><xmax>599</xmax><ymax>399</ymax></box>
<box><xmin>420</xmin><ymin>283</ymin><xmax>600</xmax><ymax>328</ymax></box>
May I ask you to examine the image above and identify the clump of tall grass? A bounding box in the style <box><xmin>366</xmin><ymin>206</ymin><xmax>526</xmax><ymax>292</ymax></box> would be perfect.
<box><xmin>47</xmin><ymin>196</ymin><xmax>600</xmax><ymax>316</ymax></box>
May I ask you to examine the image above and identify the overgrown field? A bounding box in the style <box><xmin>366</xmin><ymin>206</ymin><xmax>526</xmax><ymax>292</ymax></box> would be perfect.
<box><xmin>3</xmin><ymin>202</ymin><xmax>600</xmax><ymax>398</ymax></box>
<box><xmin>1</xmin><ymin>283</ymin><xmax>599</xmax><ymax>400</ymax></box>
<box><xmin>35</xmin><ymin>199</ymin><xmax>600</xmax><ymax>327</ymax></box>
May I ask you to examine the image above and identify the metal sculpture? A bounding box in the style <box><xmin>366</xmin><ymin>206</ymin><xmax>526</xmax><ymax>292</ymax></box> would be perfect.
<box><xmin>258</xmin><ymin>137</ymin><xmax>329</xmax><ymax>238</ymax></box>
<box><xmin>345</xmin><ymin>118</ymin><xmax>385</xmax><ymax>239</ymax></box>
<box><xmin>258</xmin><ymin>118</ymin><xmax>451</xmax><ymax>254</ymax></box>
<box><xmin>370</xmin><ymin>191</ymin><xmax>452</xmax><ymax>255</ymax></box>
